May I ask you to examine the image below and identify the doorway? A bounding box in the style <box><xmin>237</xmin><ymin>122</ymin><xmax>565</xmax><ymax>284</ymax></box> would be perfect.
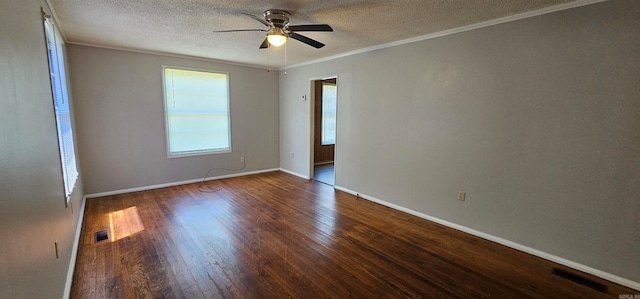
<box><xmin>312</xmin><ymin>78</ymin><xmax>337</xmax><ymax>185</ymax></box>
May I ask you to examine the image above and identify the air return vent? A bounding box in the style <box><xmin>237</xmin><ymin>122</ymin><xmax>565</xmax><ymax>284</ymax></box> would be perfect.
<box><xmin>95</xmin><ymin>230</ymin><xmax>109</xmax><ymax>243</ymax></box>
<box><xmin>552</xmin><ymin>268</ymin><xmax>607</xmax><ymax>293</ymax></box>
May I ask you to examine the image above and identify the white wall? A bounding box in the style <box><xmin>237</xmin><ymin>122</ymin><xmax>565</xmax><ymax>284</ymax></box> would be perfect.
<box><xmin>280</xmin><ymin>0</ymin><xmax>640</xmax><ymax>285</ymax></box>
<box><xmin>68</xmin><ymin>46</ymin><xmax>280</xmax><ymax>194</ymax></box>
<box><xmin>0</xmin><ymin>1</ymin><xmax>85</xmax><ymax>298</ymax></box>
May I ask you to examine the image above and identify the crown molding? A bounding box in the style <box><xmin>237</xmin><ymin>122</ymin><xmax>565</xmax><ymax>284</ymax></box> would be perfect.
<box><xmin>286</xmin><ymin>0</ymin><xmax>607</xmax><ymax>70</ymax></box>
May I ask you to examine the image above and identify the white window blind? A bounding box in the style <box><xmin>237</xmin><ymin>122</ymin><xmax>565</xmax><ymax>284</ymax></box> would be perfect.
<box><xmin>163</xmin><ymin>67</ymin><xmax>231</xmax><ymax>157</ymax></box>
<box><xmin>321</xmin><ymin>83</ymin><xmax>337</xmax><ymax>145</ymax></box>
<box><xmin>44</xmin><ymin>16</ymin><xmax>78</xmax><ymax>202</ymax></box>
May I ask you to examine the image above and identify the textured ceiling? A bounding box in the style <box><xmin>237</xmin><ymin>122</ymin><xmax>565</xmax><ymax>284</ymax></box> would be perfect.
<box><xmin>49</xmin><ymin>0</ymin><xmax>579</xmax><ymax>69</ymax></box>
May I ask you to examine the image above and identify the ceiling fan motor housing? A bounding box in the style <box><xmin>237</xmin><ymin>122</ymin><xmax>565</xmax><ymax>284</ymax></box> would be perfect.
<box><xmin>264</xmin><ymin>9</ymin><xmax>291</xmax><ymax>28</ymax></box>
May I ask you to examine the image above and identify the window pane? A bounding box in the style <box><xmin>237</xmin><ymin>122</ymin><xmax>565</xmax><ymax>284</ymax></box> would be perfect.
<box><xmin>321</xmin><ymin>84</ymin><xmax>337</xmax><ymax>145</ymax></box>
<box><xmin>164</xmin><ymin>68</ymin><xmax>231</xmax><ymax>156</ymax></box>
<box><xmin>44</xmin><ymin>18</ymin><xmax>78</xmax><ymax>201</ymax></box>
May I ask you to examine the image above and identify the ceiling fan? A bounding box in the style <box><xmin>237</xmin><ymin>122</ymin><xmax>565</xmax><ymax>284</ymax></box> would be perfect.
<box><xmin>214</xmin><ymin>9</ymin><xmax>333</xmax><ymax>49</ymax></box>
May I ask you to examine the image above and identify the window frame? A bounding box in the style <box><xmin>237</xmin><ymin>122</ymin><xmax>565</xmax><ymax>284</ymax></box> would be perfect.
<box><xmin>161</xmin><ymin>65</ymin><xmax>232</xmax><ymax>158</ymax></box>
<box><xmin>43</xmin><ymin>11</ymin><xmax>78</xmax><ymax>206</ymax></box>
<box><xmin>321</xmin><ymin>82</ymin><xmax>337</xmax><ymax>146</ymax></box>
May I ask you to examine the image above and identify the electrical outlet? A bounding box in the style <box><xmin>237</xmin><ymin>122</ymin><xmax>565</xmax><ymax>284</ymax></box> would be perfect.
<box><xmin>240</xmin><ymin>156</ymin><xmax>244</xmax><ymax>162</ymax></box>
<box><xmin>458</xmin><ymin>191</ymin><xmax>466</xmax><ymax>201</ymax></box>
<box><xmin>290</xmin><ymin>152</ymin><xmax>295</xmax><ymax>159</ymax></box>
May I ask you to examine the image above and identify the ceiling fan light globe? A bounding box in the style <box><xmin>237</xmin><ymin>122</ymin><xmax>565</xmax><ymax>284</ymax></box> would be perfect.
<box><xmin>267</xmin><ymin>34</ymin><xmax>287</xmax><ymax>47</ymax></box>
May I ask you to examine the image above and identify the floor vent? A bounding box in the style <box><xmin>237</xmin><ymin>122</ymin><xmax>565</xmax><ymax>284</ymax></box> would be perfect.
<box><xmin>552</xmin><ymin>268</ymin><xmax>608</xmax><ymax>293</ymax></box>
<box><xmin>95</xmin><ymin>230</ymin><xmax>110</xmax><ymax>243</ymax></box>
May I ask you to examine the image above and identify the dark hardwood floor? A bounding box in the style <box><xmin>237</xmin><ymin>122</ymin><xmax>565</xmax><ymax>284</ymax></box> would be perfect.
<box><xmin>71</xmin><ymin>171</ymin><xmax>634</xmax><ymax>298</ymax></box>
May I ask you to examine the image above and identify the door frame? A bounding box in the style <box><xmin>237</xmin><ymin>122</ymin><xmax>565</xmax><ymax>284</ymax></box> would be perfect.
<box><xmin>308</xmin><ymin>75</ymin><xmax>338</xmax><ymax>181</ymax></box>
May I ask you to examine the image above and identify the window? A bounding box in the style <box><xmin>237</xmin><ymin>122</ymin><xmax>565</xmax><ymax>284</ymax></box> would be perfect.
<box><xmin>44</xmin><ymin>15</ymin><xmax>78</xmax><ymax>204</ymax></box>
<box><xmin>162</xmin><ymin>67</ymin><xmax>231</xmax><ymax>157</ymax></box>
<box><xmin>321</xmin><ymin>83</ymin><xmax>337</xmax><ymax>145</ymax></box>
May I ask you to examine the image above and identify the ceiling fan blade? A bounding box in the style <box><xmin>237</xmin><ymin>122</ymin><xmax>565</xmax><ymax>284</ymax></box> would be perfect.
<box><xmin>288</xmin><ymin>24</ymin><xmax>333</xmax><ymax>32</ymax></box>
<box><xmin>289</xmin><ymin>32</ymin><xmax>325</xmax><ymax>49</ymax></box>
<box><xmin>241</xmin><ymin>12</ymin><xmax>271</xmax><ymax>27</ymax></box>
<box><xmin>259</xmin><ymin>37</ymin><xmax>270</xmax><ymax>49</ymax></box>
<box><xmin>213</xmin><ymin>29</ymin><xmax>268</xmax><ymax>33</ymax></box>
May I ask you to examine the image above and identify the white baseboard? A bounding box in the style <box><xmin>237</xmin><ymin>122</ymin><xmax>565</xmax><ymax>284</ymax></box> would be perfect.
<box><xmin>86</xmin><ymin>168</ymin><xmax>280</xmax><ymax>198</ymax></box>
<box><xmin>63</xmin><ymin>195</ymin><xmax>86</xmax><ymax>299</ymax></box>
<box><xmin>334</xmin><ymin>185</ymin><xmax>640</xmax><ymax>291</ymax></box>
<box><xmin>279</xmin><ymin>168</ymin><xmax>310</xmax><ymax>180</ymax></box>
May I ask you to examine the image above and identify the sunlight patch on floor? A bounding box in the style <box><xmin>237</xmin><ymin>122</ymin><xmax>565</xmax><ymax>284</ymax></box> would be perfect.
<box><xmin>108</xmin><ymin>206</ymin><xmax>144</xmax><ymax>241</ymax></box>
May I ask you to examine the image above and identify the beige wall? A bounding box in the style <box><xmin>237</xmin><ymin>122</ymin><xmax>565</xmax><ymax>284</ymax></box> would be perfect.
<box><xmin>68</xmin><ymin>45</ymin><xmax>280</xmax><ymax>195</ymax></box>
<box><xmin>280</xmin><ymin>0</ymin><xmax>640</xmax><ymax>284</ymax></box>
<box><xmin>0</xmin><ymin>1</ymin><xmax>85</xmax><ymax>298</ymax></box>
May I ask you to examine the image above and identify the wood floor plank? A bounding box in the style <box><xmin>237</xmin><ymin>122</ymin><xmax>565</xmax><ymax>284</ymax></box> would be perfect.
<box><xmin>70</xmin><ymin>171</ymin><xmax>636</xmax><ymax>298</ymax></box>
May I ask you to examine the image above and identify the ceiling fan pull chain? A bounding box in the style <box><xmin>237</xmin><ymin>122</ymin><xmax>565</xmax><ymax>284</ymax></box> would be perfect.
<box><xmin>284</xmin><ymin>42</ymin><xmax>287</xmax><ymax>75</ymax></box>
<box><xmin>267</xmin><ymin>45</ymin><xmax>271</xmax><ymax>72</ymax></box>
